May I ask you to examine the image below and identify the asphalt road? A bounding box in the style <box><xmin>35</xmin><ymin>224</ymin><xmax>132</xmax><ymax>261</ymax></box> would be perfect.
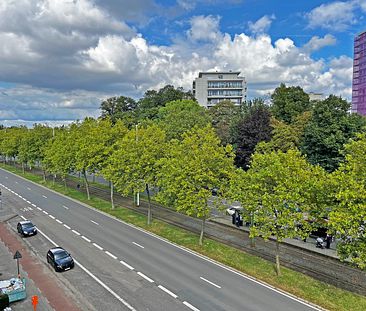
<box><xmin>0</xmin><ymin>168</ymin><xmax>321</xmax><ymax>311</ymax></box>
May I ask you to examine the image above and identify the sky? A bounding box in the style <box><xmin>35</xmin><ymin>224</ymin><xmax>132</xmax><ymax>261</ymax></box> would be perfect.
<box><xmin>0</xmin><ymin>0</ymin><xmax>365</xmax><ymax>126</ymax></box>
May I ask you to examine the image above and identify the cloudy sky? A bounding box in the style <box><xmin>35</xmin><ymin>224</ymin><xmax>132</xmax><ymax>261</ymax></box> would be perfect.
<box><xmin>0</xmin><ymin>0</ymin><xmax>365</xmax><ymax>126</ymax></box>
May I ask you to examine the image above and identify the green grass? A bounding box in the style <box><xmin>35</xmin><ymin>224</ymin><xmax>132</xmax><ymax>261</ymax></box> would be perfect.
<box><xmin>1</xmin><ymin>163</ymin><xmax>366</xmax><ymax>311</ymax></box>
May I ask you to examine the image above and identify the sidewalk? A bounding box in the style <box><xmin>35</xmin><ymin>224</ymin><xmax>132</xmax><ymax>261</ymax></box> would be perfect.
<box><xmin>211</xmin><ymin>216</ymin><xmax>340</xmax><ymax>259</ymax></box>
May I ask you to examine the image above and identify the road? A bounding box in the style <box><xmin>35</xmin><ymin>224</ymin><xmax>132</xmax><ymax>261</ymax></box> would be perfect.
<box><xmin>0</xmin><ymin>168</ymin><xmax>320</xmax><ymax>311</ymax></box>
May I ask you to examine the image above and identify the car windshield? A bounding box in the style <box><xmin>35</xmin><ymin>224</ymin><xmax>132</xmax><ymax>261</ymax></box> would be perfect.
<box><xmin>54</xmin><ymin>250</ymin><xmax>69</xmax><ymax>260</ymax></box>
<box><xmin>22</xmin><ymin>223</ymin><xmax>34</xmax><ymax>229</ymax></box>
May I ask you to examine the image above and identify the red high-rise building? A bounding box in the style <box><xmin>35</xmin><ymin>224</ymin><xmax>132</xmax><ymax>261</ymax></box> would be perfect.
<box><xmin>352</xmin><ymin>30</ymin><xmax>366</xmax><ymax>115</ymax></box>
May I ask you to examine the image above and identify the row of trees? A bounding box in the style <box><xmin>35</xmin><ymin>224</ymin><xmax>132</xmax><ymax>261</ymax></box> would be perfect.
<box><xmin>0</xmin><ymin>84</ymin><xmax>365</xmax><ymax>274</ymax></box>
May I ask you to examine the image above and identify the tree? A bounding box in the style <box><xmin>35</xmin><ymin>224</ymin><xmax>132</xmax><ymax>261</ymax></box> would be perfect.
<box><xmin>208</xmin><ymin>100</ymin><xmax>240</xmax><ymax>145</ymax></box>
<box><xmin>329</xmin><ymin>133</ymin><xmax>366</xmax><ymax>268</ymax></box>
<box><xmin>233</xmin><ymin>100</ymin><xmax>272</xmax><ymax>169</ymax></box>
<box><xmin>107</xmin><ymin>124</ymin><xmax>166</xmax><ymax>223</ymax></box>
<box><xmin>271</xmin><ymin>83</ymin><xmax>311</xmax><ymax>124</ymax></box>
<box><xmin>100</xmin><ymin>96</ymin><xmax>137</xmax><ymax>127</ymax></box>
<box><xmin>256</xmin><ymin>111</ymin><xmax>312</xmax><ymax>153</ymax></box>
<box><xmin>137</xmin><ymin>85</ymin><xmax>195</xmax><ymax>120</ymax></box>
<box><xmin>231</xmin><ymin>149</ymin><xmax>323</xmax><ymax>275</ymax></box>
<box><xmin>0</xmin><ymin>127</ymin><xmax>27</xmax><ymax>164</ymax></box>
<box><xmin>157</xmin><ymin>100</ymin><xmax>211</xmax><ymax>140</ymax></box>
<box><xmin>157</xmin><ymin>126</ymin><xmax>235</xmax><ymax>245</ymax></box>
<box><xmin>301</xmin><ymin>95</ymin><xmax>366</xmax><ymax>172</ymax></box>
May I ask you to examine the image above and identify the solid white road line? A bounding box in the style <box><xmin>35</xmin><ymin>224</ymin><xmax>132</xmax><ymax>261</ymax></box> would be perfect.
<box><xmin>200</xmin><ymin>277</ymin><xmax>221</xmax><ymax>289</ymax></box>
<box><xmin>137</xmin><ymin>272</ymin><xmax>154</xmax><ymax>283</ymax></box>
<box><xmin>90</xmin><ymin>220</ymin><xmax>99</xmax><ymax>225</ymax></box>
<box><xmin>56</xmin><ymin>219</ymin><xmax>63</xmax><ymax>224</ymax></box>
<box><xmin>36</xmin><ymin>227</ymin><xmax>136</xmax><ymax>311</ymax></box>
<box><xmin>183</xmin><ymin>301</ymin><xmax>200</xmax><ymax>311</ymax></box>
<box><xmin>119</xmin><ymin>260</ymin><xmax>134</xmax><ymax>270</ymax></box>
<box><xmin>105</xmin><ymin>251</ymin><xmax>118</xmax><ymax>260</ymax></box>
<box><xmin>132</xmin><ymin>242</ymin><xmax>144</xmax><ymax>249</ymax></box>
<box><xmin>49</xmin><ymin>215</ymin><xmax>55</xmax><ymax>220</ymax></box>
<box><xmin>63</xmin><ymin>224</ymin><xmax>71</xmax><ymax>230</ymax></box>
<box><xmin>72</xmin><ymin>229</ymin><xmax>81</xmax><ymax>236</ymax></box>
<box><xmin>43</xmin><ymin>211</ymin><xmax>48</xmax><ymax>215</ymax></box>
<box><xmin>82</xmin><ymin>236</ymin><xmax>91</xmax><ymax>243</ymax></box>
<box><xmin>37</xmin><ymin>207</ymin><xmax>42</xmax><ymax>211</ymax></box>
<box><xmin>42</xmin><ymin>195</ymin><xmax>47</xmax><ymax>198</ymax></box>
<box><xmin>93</xmin><ymin>243</ymin><xmax>103</xmax><ymax>251</ymax></box>
<box><xmin>157</xmin><ymin>285</ymin><xmax>178</xmax><ymax>299</ymax></box>
<box><xmin>63</xmin><ymin>205</ymin><xmax>69</xmax><ymax>210</ymax></box>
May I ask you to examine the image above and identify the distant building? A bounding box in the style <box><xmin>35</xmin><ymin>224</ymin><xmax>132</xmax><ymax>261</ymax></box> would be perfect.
<box><xmin>352</xmin><ymin>30</ymin><xmax>366</xmax><ymax>115</ymax></box>
<box><xmin>192</xmin><ymin>71</ymin><xmax>246</xmax><ymax>108</ymax></box>
<box><xmin>308</xmin><ymin>92</ymin><xmax>324</xmax><ymax>101</ymax></box>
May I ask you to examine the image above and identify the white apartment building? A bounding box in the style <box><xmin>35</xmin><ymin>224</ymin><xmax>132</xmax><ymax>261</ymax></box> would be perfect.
<box><xmin>192</xmin><ymin>71</ymin><xmax>247</xmax><ymax>108</ymax></box>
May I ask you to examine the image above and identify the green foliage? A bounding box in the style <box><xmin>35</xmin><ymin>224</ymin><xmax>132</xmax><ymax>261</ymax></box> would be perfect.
<box><xmin>329</xmin><ymin>134</ymin><xmax>366</xmax><ymax>268</ymax></box>
<box><xmin>256</xmin><ymin>111</ymin><xmax>312</xmax><ymax>153</ymax></box>
<box><xmin>0</xmin><ymin>126</ymin><xmax>27</xmax><ymax>160</ymax></box>
<box><xmin>156</xmin><ymin>125</ymin><xmax>235</xmax><ymax>243</ymax></box>
<box><xmin>137</xmin><ymin>85</ymin><xmax>195</xmax><ymax>121</ymax></box>
<box><xmin>157</xmin><ymin>100</ymin><xmax>211</xmax><ymax>140</ymax></box>
<box><xmin>208</xmin><ymin>100</ymin><xmax>240</xmax><ymax>145</ymax></box>
<box><xmin>100</xmin><ymin>96</ymin><xmax>137</xmax><ymax>127</ymax></box>
<box><xmin>233</xmin><ymin>100</ymin><xmax>272</xmax><ymax>169</ymax></box>
<box><xmin>271</xmin><ymin>83</ymin><xmax>311</xmax><ymax>124</ymax></box>
<box><xmin>301</xmin><ymin>95</ymin><xmax>366</xmax><ymax>172</ymax></box>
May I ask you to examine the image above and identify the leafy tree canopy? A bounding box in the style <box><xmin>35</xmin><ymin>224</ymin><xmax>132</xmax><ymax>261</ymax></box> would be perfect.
<box><xmin>271</xmin><ymin>83</ymin><xmax>311</xmax><ymax>124</ymax></box>
<box><xmin>100</xmin><ymin>96</ymin><xmax>137</xmax><ymax>127</ymax></box>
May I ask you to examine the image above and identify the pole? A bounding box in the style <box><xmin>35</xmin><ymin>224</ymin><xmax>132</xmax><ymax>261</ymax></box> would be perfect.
<box><xmin>17</xmin><ymin>258</ymin><xmax>20</xmax><ymax>276</ymax></box>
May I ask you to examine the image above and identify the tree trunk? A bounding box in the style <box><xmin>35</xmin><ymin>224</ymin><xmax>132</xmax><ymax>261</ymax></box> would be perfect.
<box><xmin>83</xmin><ymin>169</ymin><xmax>90</xmax><ymax>200</ymax></box>
<box><xmin>42</xmin><ymin>169</ymin><xmax>46</xmax><ymax>182</ymax></box>
<box><xmin>146</xmin><ymin>184</ymin><xmax>152</xmax><ymax>225</ymax></box>
<box><xmin>63</xmin><ymin>177</ymin><xmax>67</xmax><ymax>190</ymax></box>
<box><xmin>53</xmin><ymin>174</ymin><xmax>56</xmax><ymax>185</ymax></box>
<box><xmin>21</xmin><ymin>162</ymin><xmax>25</xmax><ymax>174</ymax></box>
<box><xmin>199</xmin><ymin>216</ymin><xmax>206</xmax><ymax>246</ymax></box>
<box><xmin>275</xmin><ymin>237</ymin><xmax>281</xmax><ymax>276</ymax></box>
<box><xmin>93</xmin><ymin>174</ymin><xmax>95</xmax><ymax>183</ymax></box>
<box><xmin>110</xmin><ymin>181</ymin><xmax>115</xmax><ymax>209</ymax></box>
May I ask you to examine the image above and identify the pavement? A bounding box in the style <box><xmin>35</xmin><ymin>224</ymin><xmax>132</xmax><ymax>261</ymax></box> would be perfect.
<box><xmin>0</xmin><ymin>209</ymin><xmax>81</xmax><ymax>311</ymax></box>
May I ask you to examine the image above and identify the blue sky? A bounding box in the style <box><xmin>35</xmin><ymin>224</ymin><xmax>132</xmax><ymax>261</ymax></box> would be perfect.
<box><xmin>0</xmin><ymin>0</ymin><xmax>365</xmax><ymax>126</ymax></box>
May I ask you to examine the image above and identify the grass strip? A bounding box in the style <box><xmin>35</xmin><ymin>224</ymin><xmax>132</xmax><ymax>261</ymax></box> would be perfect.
<box><xmin>1</xmin><ymin>163</ymin><xmax>365</xmax><ymax>311</ymax></box>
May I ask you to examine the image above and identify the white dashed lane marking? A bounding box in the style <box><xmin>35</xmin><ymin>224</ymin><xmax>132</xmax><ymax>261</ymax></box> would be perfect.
<box><xmin>105</xmin><ymin>251</ymin><xmax>118</xmax><ymax>260</ymax></box>
<box><xmin>120</xmin><ymin>260</ymin><xmax>134</xmax><ymax>270</ymax></box>
<box><xmin>56</xmin><ymin>219</ymin><xmax>63</xmax><ymax>224</ymax></box>
<box><xmin>137</xmin><ymin>272</ymin><xmax>154</xmax><ymax>283</ymax></box>
<box><xmin>27</xmin><ymin>187</ymin><xmax>31</xmax><ymax>190</ymax></box>
<box><xmin>37</xmin><ymin>207</ymin><xmax>42</xmax><ymax>211</ymax></box>
<box><xmin>157</xmin><ymin>285</ymin><xmax>177</xmax><ymax>299</ymax></box>
<box><xmin>82</xmin><ymin>236</ymin><xmax>91</xmax><ymax>243</ymax></box>
<box><xmin>200</xmin><ymin>277</ymin><xmax>221</xmax><ymax>289</ymax></box>
<box><xmin>72</xmin><ymin>229</ymin><xmax>81</xmax><ymax>236</ymax></box>
<box><xmin>183</xmin><ymin>301</ymin><xmax>200</xmax><ymax>311</ymax></box>
<box><xmin>63</xmin><ymin>205</ymin><xmax>69</xmax><ymax>210</ymax></box>
<box><xmin>63</xmin><ymin>224</ymin><xmax>71</xmax><ymax>230</ymax></box>
<box><xmin>90</xmin><ymin>220</ymin><xmax>99</xmax><ymax>225</ymax></box>
<box><xmin>93</xmin><ymin>243</ymin><xmax>103</xmax><ymax>251</ymax></box>
<box><xmin>43</xmin><ymin>211</ymin><xmax>48</xmax><ymax>215</ymax></box>
<box><xmin>42</xmin><ymin>195</ymin><xmax>47</xmax><ymax>198</ymax></box>
<box><xmin>132</xmin><ymin>242</ymin><xmax>144</xmax><ymax>249</ymax></box>
<box><xmin>49</xmin><ymin>215</ymin><xmax>55</xmax><ymax>220</ymax></box>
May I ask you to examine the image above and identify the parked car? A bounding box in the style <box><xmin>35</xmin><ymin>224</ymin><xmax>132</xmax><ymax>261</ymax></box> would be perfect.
<box><xmin>17</xmin><ymin>221</ymin><xmax>37</xmax><ymax>236</ymax></box>
<box><xmin>47</xmin><ymin>247</ymin><xmax>74</xmax><ymax>272</ymax></box>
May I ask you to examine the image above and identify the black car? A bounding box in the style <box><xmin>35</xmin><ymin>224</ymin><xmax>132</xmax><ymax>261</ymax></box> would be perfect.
<box><xmin>47</xmin><ymin>247</ymin><xmax>74</xmax><ymax>272</ymax></box>
<box><xmin>17</xmin><ymin>220</ymin><xmax>37</xmax><ymax>236</ymax></box>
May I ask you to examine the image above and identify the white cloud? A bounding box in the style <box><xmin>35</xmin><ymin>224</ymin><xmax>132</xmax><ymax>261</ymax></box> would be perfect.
<box><xmin>303</xmin><ymin>34</ymin><xmax>337</xmax><ymax>53</ymax></box>
<box><xmin>306</xmin><ymin>1</ymin><xmax>358</xmax><ymax>31</ymax></box>
<box><xmin>248</xmin><ymin>14</ymin><xmax>275</xmax><ymax>34</ymax></box>
<box><xmin>186</xmin><ymin>15</ymin><xmax>222</xmax><ymax>42</ymax></box>
<box><xmin>0</xmin><ymin>1</ymin><xmax>354</xmax><ymax>124</ymax></box>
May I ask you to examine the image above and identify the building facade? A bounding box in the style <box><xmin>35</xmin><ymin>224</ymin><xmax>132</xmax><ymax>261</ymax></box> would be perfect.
<box><xmin>352</xmin><ymin>30</ymin><xmax>366</xmax><ymax>115</ymax></box>
<box><xmin>193</xmin><ymin>71</ymin><xmax>246</xmax><ymax>108</ymax></box>
<box><xmin>308</xmin><ymin>92</ymin><xmax>324</xmax><ymax>101</ymax></box>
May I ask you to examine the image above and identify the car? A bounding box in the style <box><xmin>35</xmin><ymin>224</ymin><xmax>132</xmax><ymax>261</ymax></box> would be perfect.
<box><xmin>17</xmin><ymin>221</ymin><xmax>37</xmax><ymax>236</ymax></box>
<box><xmin>47</xmin><ymin>247</ymin><xmax>74</xmax><ymax>272</ymax></box>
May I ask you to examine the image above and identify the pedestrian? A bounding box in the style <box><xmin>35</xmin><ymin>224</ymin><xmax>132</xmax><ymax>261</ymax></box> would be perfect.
<box><xmin>325</xmin><ymin>234</ymin><xmax>332</xmax><ymax>249</ymax></box>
